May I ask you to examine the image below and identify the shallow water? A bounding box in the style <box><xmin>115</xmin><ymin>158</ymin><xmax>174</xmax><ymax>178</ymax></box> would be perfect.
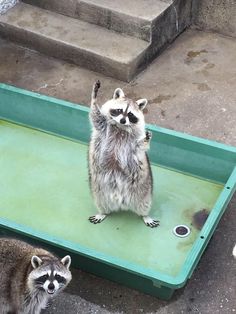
<box><xmin>0</xmin><ymin>120</ymin><xmax>223</xmax><ymax>276</ymax></box>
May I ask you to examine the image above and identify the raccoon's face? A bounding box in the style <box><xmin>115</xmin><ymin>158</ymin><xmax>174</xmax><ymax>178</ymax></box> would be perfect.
<box><xmin>100</xmin><ymin>87</ymin><xmax>147</xmax><ymax>132</ymax></box>
<box><xmin>28</xmin><ymin>255</ymin><xmax>72</xmax><ymax>296</ymax></box>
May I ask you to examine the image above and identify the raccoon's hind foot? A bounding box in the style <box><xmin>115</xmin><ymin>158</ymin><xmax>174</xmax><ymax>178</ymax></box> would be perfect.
<box><xmin>142</xmin><ymin>216</ymin><xmax>160</xmax><ymax>228</ymax></box>
<box><xmin>89</xmin><ymin>214</ymin><xmax>107</xmax><ymax>224</ymax></box>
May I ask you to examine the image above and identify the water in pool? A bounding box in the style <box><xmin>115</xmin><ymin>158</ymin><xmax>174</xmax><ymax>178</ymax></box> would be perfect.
<box><xmin>0</xmin><ymin>120</ymin><xmax>223</xmax><ymax>276</ymax></box>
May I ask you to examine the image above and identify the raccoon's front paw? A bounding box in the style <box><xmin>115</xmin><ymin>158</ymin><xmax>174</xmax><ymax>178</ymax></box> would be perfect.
<box><xmin>145</xmin><ymin>130</ymin><xmax>152</xmax><ymax>141</ymax></box>
<box><xmin>143</xmin><ymin>216</ymin><xmax>160</xmax><ymax>228</ymax></box>
<box><xmin>89</xmin><ymin>214</ymin><xmax>107</xmax><ymax>224</ymax></box>
<box><xmin>93</xmin><ymin>80</ymin><xmax>101</xmax><ymax>97</ymax></box>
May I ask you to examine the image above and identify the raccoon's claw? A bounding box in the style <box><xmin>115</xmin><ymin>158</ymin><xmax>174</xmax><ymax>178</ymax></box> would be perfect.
<box><xmin>147</xmin><ymin>220</ymin><xmax>160</xmax><ymax>228</ymax></box>
<box><xmin>89</xmin><ymin>214</ymin><xmax>107</xmax><ymax>224</ymax></box>
<box><xmin>145</xmin><ymin>130</ymin><xmax>152</xmax><ymax>141</ymax></box>
<box><xmin>143</xmin><ymin>216</ymin><xmax>160</xmax><ymax>228</ymax></box>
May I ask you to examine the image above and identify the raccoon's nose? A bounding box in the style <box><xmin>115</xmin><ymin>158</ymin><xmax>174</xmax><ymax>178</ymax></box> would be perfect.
<box><xmin>48</xmin><ymin>282</ymin><xmax>55</xmax><ymax>290</ymax></box>
<box><xmin>120</xmin><ymin>117</ymin><xmax>126</xmax><ymax>124</ymax></box>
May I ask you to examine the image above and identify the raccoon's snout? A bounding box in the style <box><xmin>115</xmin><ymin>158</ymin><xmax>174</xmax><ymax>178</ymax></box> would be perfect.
<box><xmin>43</xmin><ymin>281</ymin><xmax>56</xmax><ymax>295</ymax></box>
<box><xmin>120</xmin><ymin>117</ymin><xmax>126</xmax><ymax>124</ymax></box>
<box><xmin>47</xmin><ymin>282</ymin><xmax>55</xmax><ymax>294</ymax></box>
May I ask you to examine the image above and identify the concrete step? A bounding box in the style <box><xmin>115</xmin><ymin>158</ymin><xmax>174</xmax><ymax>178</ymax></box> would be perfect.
<box><xmin>0</xmin><ymin>3</ymin><xmax>149</xmax><ymax>81</ymax></box>
<box><xmin>21</xmin><ymin>0</ymin><xmax>192</xmax><ymax>73</ymax></box>
<box><xmin>23</xmin><ymin>0</ymin><xmax>171</xmax><ymax>41</ymax></box>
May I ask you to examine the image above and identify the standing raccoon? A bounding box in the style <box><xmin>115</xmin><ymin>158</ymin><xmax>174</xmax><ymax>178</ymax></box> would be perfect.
<box><xmin>88</xmin><ymin>80</ymin><xmax>159</xmax><ymax>227</ymax></box>
<box><xmin>0</xmin><ymin>238</ymin><xmax>72</xmax><ymax>314</ymax></box>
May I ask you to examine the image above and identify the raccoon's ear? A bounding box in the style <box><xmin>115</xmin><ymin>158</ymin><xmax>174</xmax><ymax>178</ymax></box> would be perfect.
<box><xmin>61</xmin><ymin>255</ymin><xmax>71</xmax><ymax>269</ymax></box>
<box><xmin>31</xmin><ymin>256</ymin><xmax>43</xmax><ymax>269</ymax></box>
<box><xmin>233</xmin><ymin>244</ymin><xmax>236</xmax><ymax>258</ymax></box>
<box><xmin>136</xmin><ymin>98</ymin><xmax>148</xmax><ymax>111</ymax></box>
<box><xmin>113</xmin><ymin>88</ymin><xmax>125</xmax><ymax>99</ymax></box>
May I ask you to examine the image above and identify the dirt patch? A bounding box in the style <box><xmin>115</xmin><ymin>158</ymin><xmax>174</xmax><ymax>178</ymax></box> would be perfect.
<box><xmin>149</xmin><ymin>94</ymin><xmax>176</xmax><ymax>104</ymax></box>
<box><xmin>185</xmin><ymin>49</ymin><xmax>208</xmax><ymax>64</ymax></box>
<box><xmin>193</xmin><ymin>82</ymin><xmax>211</xmax><ymax>91</ymax></box>
<box><xmin>192</xmin><ymin>209</ymin><xmax>209</xmax><ymax>230</ymax></box>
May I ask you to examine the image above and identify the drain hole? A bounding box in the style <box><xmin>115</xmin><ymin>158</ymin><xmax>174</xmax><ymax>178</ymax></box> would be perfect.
<box><xmin>200</xmin><ymin>236</ymin><xmax>205</xmax><ymax>239</ymax></box>
<box><xmin>226</xmin><ymin>186</ymin><xmax>230</xmax><ymax>189</ymax></box>
<box><xmin>173</xmin><ymin>225</ymin><xmax>190</xmax><ymax>238</ymax></box>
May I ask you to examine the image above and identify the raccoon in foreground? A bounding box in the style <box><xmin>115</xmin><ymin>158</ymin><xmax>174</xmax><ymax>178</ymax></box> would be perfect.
<box><xmin>0</xmin><ymin>238</ymin><xmax>72</xmax><ymax>314</ymax></box>
<box><xmin>88</xmin><ymin>80</ymin><xmax>159</xmax><ymax>228</ymax></box>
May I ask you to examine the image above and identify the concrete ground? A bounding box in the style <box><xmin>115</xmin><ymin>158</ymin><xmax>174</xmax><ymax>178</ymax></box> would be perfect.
<box><xmin>0</xmin><ymin>29</ymin><xmax>236</xmax><ymax>313</ymax></box>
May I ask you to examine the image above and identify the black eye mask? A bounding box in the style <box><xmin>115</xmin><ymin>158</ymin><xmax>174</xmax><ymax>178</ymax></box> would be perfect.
<box><xmin>35</xmin><ymin>274</ymin><xmax>49</xmax><ymax>284</ymax></box>
<box><xmin>55</xmin><ymin>274</ymin><xmax>67</xmax><ymax>284</ymax></box>
<box><xmin>110</xmin><ymin>104</ymin><xmax>139</xmax><ymax>124</ymax></box>
<box><xmin>110</xmin><ymin>109</ymin><xmax>123</xmax><ymax>117</ymax></box>
<box><xmin>128</xmin><ymin>112</ymin><xmax>138</xmax><ymax>124</ymax></box>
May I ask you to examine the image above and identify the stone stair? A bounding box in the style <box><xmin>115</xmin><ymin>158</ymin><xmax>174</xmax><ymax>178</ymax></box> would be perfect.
<box><xmin>0</xmin><ymin>0</ymin><xmax>192</xmax><ymax>81</ymax></box>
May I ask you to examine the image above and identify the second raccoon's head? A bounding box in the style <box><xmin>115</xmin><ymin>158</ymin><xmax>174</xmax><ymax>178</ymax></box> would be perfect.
<box><xmin>28</xmin><ymin>255</ymin><xmax>72</xmax><ymax>296</ymax></box>
<box><xmin>100</xmin><ymin>87</ymin><xmax>148</xmax><ymax>133</ymax></box>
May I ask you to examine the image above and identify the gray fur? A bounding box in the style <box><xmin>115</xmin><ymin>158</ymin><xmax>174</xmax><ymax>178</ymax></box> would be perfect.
<box><xmin>88</xmin><ymin>81</ymin><xmax>159</xmax><ymax>227</ymax></box>
<box><xmin>0</xmin><ymin>238</ymin><xmax>72</xmax><ymax>314</ymax></box>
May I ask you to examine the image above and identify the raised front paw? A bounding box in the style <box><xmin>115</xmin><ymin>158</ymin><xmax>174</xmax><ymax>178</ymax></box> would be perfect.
<box><xmin>93</xmin><ymin>80</ymin><xmax>101</xmax><ymax>98</ymax></box>
<box><xmin>145</xmin><ymin>130</ymin><xmax>152</xmax><ymax>141</ymax></box>
<box><xmin>89</xmin><ymin>214</ymin><xmax>107</xmax><ymax>224</ymax></box>
<box><xmin>143</xmin><ymin>216</ymin><xmax>160</xmax><ymax>228</ymax></box>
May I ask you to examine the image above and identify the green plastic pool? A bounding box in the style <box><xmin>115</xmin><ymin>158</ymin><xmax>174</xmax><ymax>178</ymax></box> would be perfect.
<box><xmin>0</xmin><ymin>84</ymin><xmax>235</xmax><ymax>299</ymax></box>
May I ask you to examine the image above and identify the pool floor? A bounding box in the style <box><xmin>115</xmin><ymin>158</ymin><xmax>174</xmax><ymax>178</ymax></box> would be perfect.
<box><xmin>0</xmin><ymin>120</ymin><xmax>223</xmax><ymax>276</ymax></box>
